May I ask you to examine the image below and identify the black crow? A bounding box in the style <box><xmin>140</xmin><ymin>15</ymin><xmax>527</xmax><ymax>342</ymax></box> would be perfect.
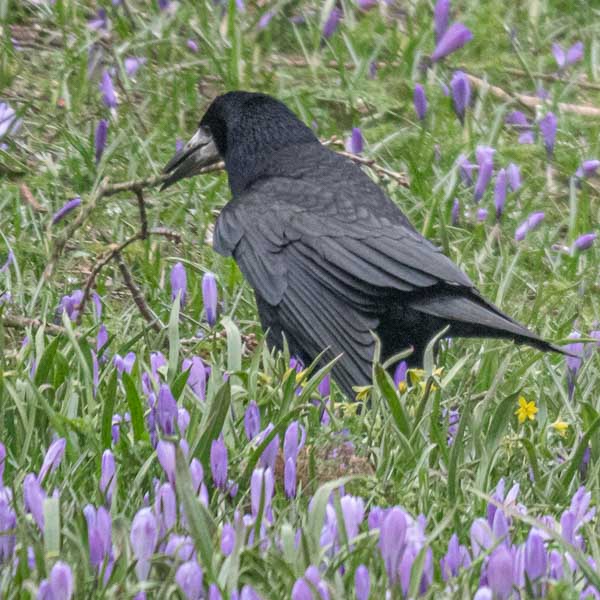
<box><xmin>162</xmin><ymin>91</ymin><xmax>563</xmax><ymax>398</ymax></box>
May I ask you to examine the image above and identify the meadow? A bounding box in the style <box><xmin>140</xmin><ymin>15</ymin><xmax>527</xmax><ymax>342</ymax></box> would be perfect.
<box><xmin>1</xmin><ymin>0</ymin><xmax>600</xmax><ymax>598</ymax></box>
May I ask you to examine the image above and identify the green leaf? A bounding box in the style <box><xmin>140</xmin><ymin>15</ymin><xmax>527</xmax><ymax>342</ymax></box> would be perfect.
<box><xmin>485</xmin><ymin>391</ymin><xmax>521</xmax><ymax>455</ymax></box>
<box><xmin>34</xmin><ymin>336</ymin><xmax>61</xmax><ymax>387</ymax></box>
<box><xmin>374</xmin><ymin>363</ymin><xmax>411</xmax><ymax>438</ymax></box>
<box><xmin>448</xmin><ymin>408</ymin><xmax>469</xmax><ymax>504</ymax></box>
<box><xmin>222</xmin><ymin>316</ymin><xmax>242</xmax><ymax>375</ymax></box>
<box><xmin>197</xmin><ymin>381</ymin><xmax>231</xmax><ymax>467</ymax></box>
<box><xmin>43</xmin><ymin>496</ymin><xmax>61</xmax><ymax>559</ymax></box>
<box><xmin>168</xmin><ymin>293</ymin><xmax>181</xmax><ymax>380</ymax></box>
<box><xmin>560</xmin><ymin>415</ymin><xmax>600</xmax><ymax>490</ymax></box>
<box><xmin>122</xmin><ymin>372</ymin><xmax>148</xmax><ymax>442</ymax></box>
<box><xmin>175</xmin><ymin>446</ymin><xmax>216</xmax><ymax>580</ymax></box>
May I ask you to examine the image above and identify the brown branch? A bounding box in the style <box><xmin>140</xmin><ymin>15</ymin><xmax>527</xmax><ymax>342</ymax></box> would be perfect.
<box><xmin>503</xmin><ymin>67</ymin><xmax>600</xmax><ymax>92</ymax></box>
<box><xmin>467</xmin><ymin>74</ymin><xmax>600</xmax><ymax>117</ymax></box>
<box><xmin>19</xmin><ymin>184</ymin><xmax>47</xmax><ymax>213</ymax></box>
<box><xmin>2</xmin><ymin>314</ymin><xmax>69</xmax><ymax>336</ymax></box>
<box><xmin>116</xmin><ymin>255</ymin><xmax>163</xmax><ymax>332</ymax></box>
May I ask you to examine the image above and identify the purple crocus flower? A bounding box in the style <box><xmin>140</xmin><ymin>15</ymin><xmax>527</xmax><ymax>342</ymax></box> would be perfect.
<box><xmin>221</xmin><ymin>523</ymin><xmax>235</xmax><ymax>556</ymax></box>
<box><xmin>470</xmin><ymin>518</ymin><xmax>493</xmax><ymax>557</ymax></box>
<box><xmin>291</xmin><ymin>579</ymin><xmax>312</xmax><ymax>600</ymax></box>
<box><xmin>0</xmin><ymin>486</ymin><xmax>16</xmax><ymax>564</ymax></box>
<box><xmin>99</xmin><ymin>70</ymin><xmax>117</xmax><ymax>110</ymax></box>
<box><xmin>176</xmin><ymin>561</ymin><xmax>203</xmax><ymax>600</ymax></box>
<box><xmin>52</xmin><ymin>197</ymin><xmax>81</xmax><ymax>225</ymax></box>
<box><xmin>170</xmin><ymin>262</ymin><xmax>187</xmax><ymax>306</ymax></box>
<box><xmin>0</xmin><ymin>102</ymin><xmax>22</xmax><ymax>140</ymax></box>
<box><xmin>124</xmin><ymin>57</ymin><xmax>146</xmax><ymax>78</ymax></box>
<box><xmin>208</xmin><ymin>585</ymin><xmax>222</xmax><ymax>600</ymax></box>
<box><xmin>572</xmin><ymin>233</ymin><xmax>596</xmax><ymax>253</ymax></box>
<box><xmin>440</xmin><ymin>533</ymin><xmax>471</xmax><ymax>580</ymax></box>
<box><xmin>575</xmin><ymin>159</ymin><xmax>600</xmax><ymax>180</ymax></box>
<box><xmin>341</xmin><ymin>495</ymin><xmax>365</xmax><ymax>541</ymax></box>
<box><xmin>155</xmin><ymin>482</ymin><xmax>177</xmax><ymax>535</ymax></box>
<box><xmin>84</xmin><ymin>504</ymin><xmax>112</xmax><ymax>570</ymax></box>
<box><xmin>38</xmin><ymin>438</ymin><xmax>66</xmax><ymax>482</ymax></box>
<box><xmin>210</xmin><ymin>437</ymin><xmax>228</xmax><ymax>490</ymax></box>
<box><xmin>539</xmin><ymin>112</ymin><xmax>557</xmax><ymax>157</ymax></box>
<box><xmin>165</xmin><ymin>534</ymin><xmax>194</xmax><ymax>562</ymax></box>
<box><xmin>258</xmin><ymin>10</ymin><xmax>275</xmax><ymax>28</ymax></box>
<box><xmin>284</xmin><ymin>457</ymin><xmax>296</xmax><ymax>498</ymax></box>
<box><xmin>202</xmin><ymin>272</ymin><xmax>218</xmax><ymax>327</ymax></box>
<box><xmin>186</xmin><ymin>39</ymin><xmax>199</xmax><ymax>53</ymax></box>
<box><xmin>345</xmin><ymin>128</ymin><xmax>363</xmax><ymax>154</ymax></box>
<box><xmin>113</xmin><ymin>352</ymin><xmax>136</xmax><ymax>377</ymax></box>
<box><xmin>95</xmin><ymin>119</ymin><xmax>108</xmax><ymax>164</ymax></box>
<box><xmin>564</xmin><ymin>331</ymin><xmax>583</xmax><ymax>398</ymax></box>
<box><xmin>476</xmin><ymin>208</ymin><xmax>488</xmax><ymax>222</ymax></box>
<box><xmin>157</xmin><ymin>440</ymin><xmax>176</xmax><ymax>485</ymax></box>
<box><xmin>284</xmin><ymin>422</ymin><xmax>305</xmax><ymax>463</ymax></box>
<box><xmin>46</xmin><ymin>561</ymin><xmax>74</xmax><ymax>600</ymax></box>
<box><xmin>156</xmin><ymin>384</ymin><xmax>178</xmax><ymax>435</ymax></box>
<box><xmin>433</xmin><ymin>0</ymin><xmax>450</xmax><ymax>42</ymax></box>
<box><xmin>178</xmin><ymin>408</ymin><xmax>190</xmax><ymax>437</ymax></box>
<box><xmin>323</xmin><ymin>7</ymin><xmax>342</xmax><ymax>38</ymax></box>
<box><xmin>256</xmin><ymin>423</ymin><xmax>279</xmax><ymax>471</ymax></box>
<box><xmin>413</xmin><ymin>84</ymin><xmax>427</xmax><ymax>121</ymax></box>
<box><xmin>450</xmin><ymin>71</ymin><xmax>470</xmax><ymax>124</ymax></box>
<box><xmin>506</xmin><ymin>163</ymin><xmax>521</xmax><ymax>193</ymax></box>
<box><xmin>553</xmin><ymin>41</ymin><xmax>584</xmax><ymax>69</ymax></box>
<box><xmin>514</xmin><ymin>211</ymin><xmax>545</xmax><ymax>241</ymax></box>
<box><xmin>251</xmin><ymin>467</ymin><xmax>274</xmax><ymax>522</ymax></box>
<box><xmin>486</xmin><ymin>545</ymin><xmax>513</xmax><ymax>599</ymax></box>
<box><xmin>92</xmin><ymin>292</ymin><xmax>102</xmax><ymax>321</ymax></box>
<box><xmin>88</xmin><ymin>8</ymin><xmax>108</xmax><ymax>30</ymax></box>
<box><xmin>446</xmin><ymin>408</ymin><xmax>459</xmax><ymax>445</ymax></box>
<box><xmin>494</xmin><ymin>168</ymin><xmax>507</xmax><ymax>219</ymax></box>
<box><xmin>243</xmin><ymin>401</ymin><xmax>261</xmax><ymax>441</ymax></box>
<box><xmin>379</xmin><ymin>507</ymin><xmax>407</xmax><ymax>583</ymax></box>
<box><xmin>431</xmin><ymin>22</ymin><xmax>473</xmax><ymax>62</ymax></box>
<box><xmin>182</xmin><ymin>357</ymin><xmax>208</xmax><ymax>401</ymax></box>
<box><xmin>524</xmin><ymin>529</ymin><xmax>547</xmax><ymax>582</ymax></box>
<box><xmin>457</xmin><ymin>154</ymin><xmax>476</xmax><ymax>185</ymax></box>
<box><xmin>23</xmin><ymin>473</ymin><xmax>46</xmax><ymax>531</ymax></box>
<box><xmin>99</xmin><ymin>449</ymin><xmax>116</xmax><ymax>504</ymax></box>
<box><xmin>393</xmin><ymin>361</ymin><xmax>408</xmax><ymax>390</ymax></box>
<box><xmin>451</xmin><ymin>198</ymin><xmax>460</xmax><ymax>225</ymax></box>
<box><xmin>474</xmin><ymin>149</ymin><xmax>494</xmax><ymax>202</ymax></box>
<box><xmin>473</xmin><ymin>588</ymin><xmax>493</xmax><ymax>600</ymax></box>
<box><xmin>130</xmin><ymin>508</ymin><xmax>158</xmax><ymax>581</ymax></box>
<box><xmin>354</xmin><ymin>564</ymin><xmax>370</xmax><ymax>600</ymax></box>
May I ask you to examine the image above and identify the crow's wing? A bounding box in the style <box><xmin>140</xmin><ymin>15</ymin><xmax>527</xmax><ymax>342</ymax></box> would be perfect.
<box><xmin>213</xmin><ymin>169</ymin><xmax>474</xmax><ymax>394</ymax></box>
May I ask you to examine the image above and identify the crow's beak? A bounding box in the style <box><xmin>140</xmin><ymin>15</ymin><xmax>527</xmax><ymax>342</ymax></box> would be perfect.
<box><xmin>161</xmin><ymin>127</ymin><xmax>221</xmax><ymax>190</ymax></box>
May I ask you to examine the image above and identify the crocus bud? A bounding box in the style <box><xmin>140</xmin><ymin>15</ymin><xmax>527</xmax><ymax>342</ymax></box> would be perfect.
<box><xmin>354</xmin><ymin>564</ymin><xmax>370</xmax><ymax>600</ymax></box>
<box><xmin>413</xmin><ymin>85</ymin><xmax>427</xmax><ymax>121</ymax></box>
<box><xmin>494</xmin><ymin>168</ymin><xmax>507</xmax><ymax>220</ymax></box>
<box><xmin>506</xmin><ymin>163</ymin><xmax>521</xmax><ymax>192</ymax></box>
<box><xmin>322</xmin><ymin>7</ymin><xmax>341</xmax><ymax>38</ymax></box>
<box><xmin>171</xmin><ymin>262</ymin><xmax>187</xmax><ymax>307</ymax></box>
<box><xmin>244</xmin><ymin>401</ymin><xmax>261</xmax><ymax>440</ymax></box>
<box><xmin>474</xmin><ymin>159</ymin><xmax>493</xmax><ymax>202</ymax></box>
<box><xmin>451</xmin><ymin>198</ymin><xmax>460</xmax><ymax>225</ymax></box>
<box><xmin>202</xmin><ymin>272</ymin><xmax>218</xmax><ymax>327</ymax></box>
<box><xmin>186</xmin><ymin>39</ymin><xmax>199</xmax><ymax>53</ymax></box>
<box><xmin>210</xmin><ymin>437</ymin><xmax>228</xmax><ymax>489</ymax></box>
<box><xmin>157</xmin><ymin>440</ymin><xmax>176</xmax><ymax>485</ymax></box>
<box><xmin>345</xmin><ymin>128</ymin><xmax>364</xmax><ymax>154</ymax></box>
<box><xmin>23</xmin><ymin>473</ymin><xmax>46</xmax><ymax>531</ymax></box>
<box><xmin>39</xmin><ymin>438</ymin><xmax>66</xmax><ymax>482</ymax></box>
<box><xmin>525</xmin><ymin>530</ymin><xmax>548</xmax><ymax>581</ymax></box>
<box><xmin>284</xmin><ymin>457</ymin><xmax>296</xmax><ymax>499</ymax></box>
<box><xmin>291</xmin><ymin>579</ymin><xmax>312</xmax><ymax>600</ymax></box>
<box><xmin>157</xmin><ymin>384</ymin><xmax>178</xmax><ymax>435</ymax></box>
<box><xmin>575</xmin><ymin>159</ymin><xmax>600</xmax><ymax>180</ymax></box>
<box><xmin>486</xmin><ymin>546</ymin><xmax>514</xmax><ymax>599</ymax></box>
<box><xmin>48</xmin><ymin>561</ymin><xmax>74</xmax><ymax>600</ymax></box>
<box><xmin>99</xmin><ymin>449</ymin><xmax>116</xmax><ymax>504</ymax></box>
<box><xmin>433</xmin><ymin>0</ymin><xmax>450</xmax><ymax>42</ymax></box>
<box><xmin>251</xmin><ymin>467</ymin><xmax>274</xmax><ymax>522</ymax></box>
<box><xmin>450</xmin><ymin>71</ymin><xmax>470</xmax><ymax>124</ymax></box>
<box><xmin>52</xmin><ymin>198</ymin><xmax>82</xmax><ymax>225</ymax></box>
<box><xmin>539</xmin><ymin>112</ymin><xmax>557</xmax><ymax>157</ymax></box>
<box><xmin>256</xmin><ymin>423</ymin><xmax>279</xmax><ymax>471</ymax></box>
<box><xmin>175</xmin><ymin>561</ymin><xmax>204</xmax><ymax>600</ymax></box>
<box><xmin>99</xmin><ymin>70</ymin><xmax>117</xmax><ymax>109</ymax></box>
<box><xmin>182</xmin><ymin>357</ymin><xmax>208</xmax><ymax>401</ymax></box>
<box><xmin>431</xmin><ymin>23</ymin><xmax>472</xmax><ymax>62</ymax></box>
<box><xmin>95</xmin><ymin>119</ymin><xmax>108</xmax><ymax>163</ymax></box>
<box><xmin>572</xmin><ymin>233</ymin><xmax>596</xmax><ymax>253</ymax></box>
<box><xmin>514</xmin><ymin>212</ymin><xmax>545</xmax><ymax>241</ymax></box>
<box><xmin>130</xmin><ymin>507</ymin><xmax>158</xmax><ymax>581</ymax></box>
<box><xmin>221</xmin><ymin>523</ymin><xmax>235</xmax><ymax>556</ymax></box>
<box><xmin>380</xmin><ymin>508</ymin><xmax>407</xmax><ymax>583</ymax></box>
<box><xmin>124</xmin><ymin>57</ymin><xmax>146</xmax><ymax>78</ymax></box>
<box><xmin>208</xmin><ymin>584</ymin><xmax>223</xmax><ymax>600</ymax></box>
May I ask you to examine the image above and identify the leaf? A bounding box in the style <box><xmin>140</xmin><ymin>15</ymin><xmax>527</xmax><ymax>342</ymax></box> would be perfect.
<box><xmin>122</xmin><ymin>372</ymin><xmax>148</xmax><ymax>442</ymax></box>
<box><xmin>171</xmin><ymin>367</ymin><xmax>191</xmax><ymax>400</ymax></box>
<box><xmin>197</xmin><ymin>381</ymin><xmax>231</xmax><ymax>467</ymax></box>
<box><xmin>485</xmin><ymin>390</ymin><xmax>521</xmax><ymax>455</ymax></box>
<box><xmin>168</xmin><ymin>293</ymin><xmax>181</xmax><ymax>380</ymax></box>
<box><xmin>175</xmin><ymin>446</ymin><xmax>215</xmax><ymax>580</ymax></box>
<box><xmin>407</xmin><ymin>546</ymin><xmax>428</xmax><ymax>599</ymax></box>
<box><xmin>374</xmin><ymin>364</ymin><xmax>411</xmax><ymax>438</ymax></box>
<box><xmin>448</xmin><ymin>408</ymin><xmax>469</xmax><ymax>504</ymax></box>
<box><xmin>34</xmin><ymin>336</ymin><xmax>61</xmax><ymax>387</ymax></box>
<box><xmin>221</xmin><ymin>316</ymin><xmax>242</xmax><ymax>375</ymax></box>
<box><xmin>43</xmin><ymin>496</ymin><xmax>61</xmax><ymax>558</ymax></box>
<box><xmin>560</xmin><ymin>415</ymin><xmax>600</xmax><ymax>490</ymax></box>
<box><xmin>100</xmin><ymin>371</ymin><xmax>118</xmax><ymax>449</ymax></box>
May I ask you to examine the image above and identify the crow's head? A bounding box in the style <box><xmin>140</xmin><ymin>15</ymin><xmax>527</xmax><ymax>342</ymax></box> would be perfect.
<box><xmin>162</xmin><ymin>91</ymin><xmax>317</xmax><ymax>193</ymax></box>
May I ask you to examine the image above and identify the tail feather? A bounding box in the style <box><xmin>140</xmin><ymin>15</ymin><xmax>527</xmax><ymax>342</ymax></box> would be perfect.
<box><xmin>411</xmin><ymin>292</ymin><xmax>567</xmax><ymax>356</ymax></box>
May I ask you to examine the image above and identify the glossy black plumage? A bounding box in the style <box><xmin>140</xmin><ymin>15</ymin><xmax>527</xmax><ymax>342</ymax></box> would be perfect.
<box><xmin>163</xmin><ymin>92</ymin><xmax>563</xmax><ymax>398</ymax></box>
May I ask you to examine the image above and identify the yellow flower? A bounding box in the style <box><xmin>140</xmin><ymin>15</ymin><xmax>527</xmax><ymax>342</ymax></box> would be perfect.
<box><xmin>398</xmin><ymin>381</ymin><xmax>408</xmax><ymax>393</ymax></box>
<box><xmin>354</xmin><ymin>385</ymin><xmax>371</xmax><ymax>402</ymax></box>
<box><xmin>551</xmin><ymin>419</ymin><xmax>569</xmax><ymax>436</ymax></box>
<box><xmin>515</xmin><ymin>396</ymin><xmax>538</xmax><ymax>424</ymax></box>
<box><xmin>338</xmin><ymin>402</ymin><xmax>359</xmax><ymax>417</ymax></box>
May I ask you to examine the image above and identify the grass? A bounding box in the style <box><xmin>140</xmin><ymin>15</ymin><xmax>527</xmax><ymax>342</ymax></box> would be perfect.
<box><xmin>1</xmin><ymin>0</ymin><xmax>600</xmax><ymax>598</ymax></box>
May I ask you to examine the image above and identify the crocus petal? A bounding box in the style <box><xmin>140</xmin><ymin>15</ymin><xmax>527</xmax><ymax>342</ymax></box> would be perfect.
<box><xmin>539</xmin><ymin>112</ymin><xmax>557</xmax><ymax>157</ymax></box>
<box><xmin>413</xmin><ymin>84</ymin><xmax>427</xmax><ymax>121</ymax></box>
<box><xmin>450</xmin><ymin>71</ymin><xmax>470</xmax><ymax>124</ymax></box>
<box><xmin>202</xmin><ymin>272</ymin><xmax>218</xmax><ymax>327</ymax></box>
<box><xmin>323</xmin><ymin>7</ymin><xmax>342</xmax><ymax>38</ymax></box>
<box><xmin>345</xmin><ymin>127</ymin><xmax>363</xmax><ymax>154</ymax></box>
<box><xmin>52</xmin><ymin>198</ymin><xmax>81</xmax><ymax>225</ymax></box>
<box><xmin>99</xmin><ymin>70</ymin><xmax>117</xmax><ymax>109</ymax></box>
<box><xmin>431</xmin><ymin>22</ymin><xmax>473</xmax><ymax>62</ymax></box>
<box><xmin>433</xmin><ymin>0</ymin><xmax>450</xmax><ymax>42</ymax></box>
